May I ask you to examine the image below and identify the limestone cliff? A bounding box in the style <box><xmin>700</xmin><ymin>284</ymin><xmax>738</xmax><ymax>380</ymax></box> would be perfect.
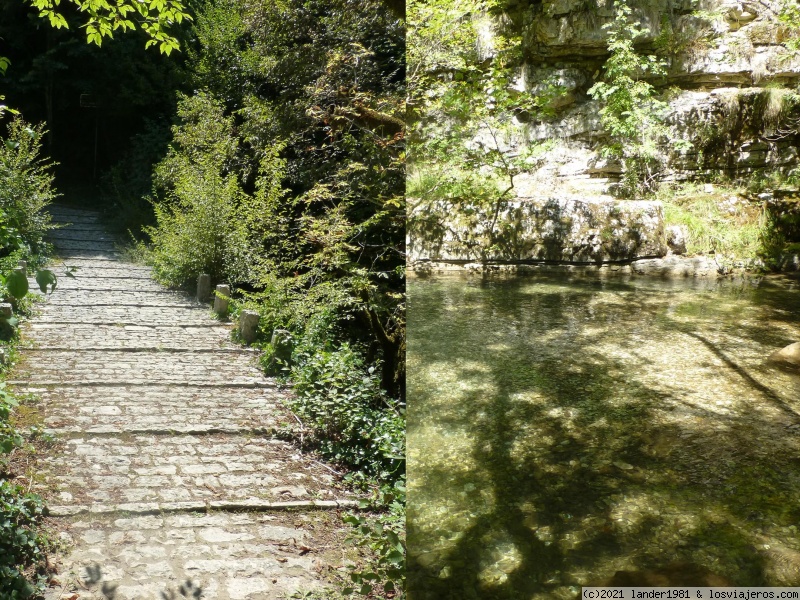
<box><xmin>498</xmin><ymin>0</ymin><xmax>800</xmax><ymax>194</ymax></box>
<box><xmin>408</xmin><ymin>0</ymin><xmax>800</xmax><ymax>271</ymax></box>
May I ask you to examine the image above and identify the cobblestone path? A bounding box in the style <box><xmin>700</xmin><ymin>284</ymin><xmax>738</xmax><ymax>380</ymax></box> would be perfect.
<box><xmin>10</xmin><ymin>206</ymin><xmax>356</xmax><ymax>600</ymax></box>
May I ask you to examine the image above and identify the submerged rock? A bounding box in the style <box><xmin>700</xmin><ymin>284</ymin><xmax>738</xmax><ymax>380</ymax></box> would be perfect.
<box><xmin>599</xmin><ymin>563</ymin><xmax>732</xmax><ymax>586</ymax></box>
<box><xmin>768</xmin><ymin>342</ymin><xmax>800</xmax><ymax>367</ymax></box>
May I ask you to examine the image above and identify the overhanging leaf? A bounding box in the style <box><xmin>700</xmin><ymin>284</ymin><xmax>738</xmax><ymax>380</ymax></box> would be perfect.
<box><xmin>35</xmin><ymin>269</ymin><xmax>57</xmax><ymax>294</ymax></box>
<box><xmin>6</xmin><ymin>270</ymin><xmax>28</xmax><ymax>299</ymax></box>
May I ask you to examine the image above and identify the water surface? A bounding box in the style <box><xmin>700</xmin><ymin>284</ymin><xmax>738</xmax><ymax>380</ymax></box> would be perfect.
<box><xmin>408</xmin><ymin>272</ymin><xmax>800</xmax><ymax>599</ymax></box>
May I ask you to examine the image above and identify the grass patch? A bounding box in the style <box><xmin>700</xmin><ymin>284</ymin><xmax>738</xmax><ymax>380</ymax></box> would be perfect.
<box><xmin>656</xmin><ymin>183</ymin><xmax>770</xmax><ymax>262</ymax></box>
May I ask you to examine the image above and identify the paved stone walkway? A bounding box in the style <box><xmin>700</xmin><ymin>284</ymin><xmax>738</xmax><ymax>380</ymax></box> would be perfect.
<box><xmin>10</xmin><ymin>206</ymin><xmax>355</xmax><ymax>600</ymax></box>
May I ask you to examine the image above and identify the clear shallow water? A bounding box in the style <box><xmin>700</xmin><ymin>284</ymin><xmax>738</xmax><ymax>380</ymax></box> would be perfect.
<box><xmin>407</xmin><ymin>272</ymin><xmax>800</xmax><ymax>600</ymax></box>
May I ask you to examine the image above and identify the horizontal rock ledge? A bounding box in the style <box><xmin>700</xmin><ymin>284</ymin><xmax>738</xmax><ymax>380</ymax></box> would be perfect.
<box><xmin>409</xmin><ymin>196</ymin><xmax>666</xmax><ymax>264</ymax></box>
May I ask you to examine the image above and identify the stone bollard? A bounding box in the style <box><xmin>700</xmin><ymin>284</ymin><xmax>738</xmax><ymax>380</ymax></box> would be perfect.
<box><xmin>214</xmin><ymin>284</ymin><xmax>230</xmax><ymax>316</ymax></box>
<box><xmin>268</xmin><ymin>328</ymin><xmax>293</xmax><ymax>371</ymax></box>
<box><xmin>0</xmin><ymin>303</ymin><xmax>14</xmax><ymax>343</ymax></box>
<box><xmin>0</xmin><ymin>303</ymin><xmax>12</xmax><ymax>319</ymax></box>
<box><xmin>239</xmin><ymin>310</ymin><xmax>260</xmax><ymax>344</ymax></box>
<box><xmin>196</xmin><ymin>273</ymin><xmax>211</xmax><ymax>302</ymax></box>
<box><xmin>17</xmin><ymin>261</ymin><xmax>27</xmax><ymax>278</ymax></box>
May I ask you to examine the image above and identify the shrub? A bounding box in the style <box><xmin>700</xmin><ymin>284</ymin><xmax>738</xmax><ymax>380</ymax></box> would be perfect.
<box><xmin>289</xmin><ymin>341</ymin><xmax>405</xmax><ymax>483</ymax></box>
<box><xmin>588</xmin><ymin>0</ymin><xmax>668</xmax><ymax>197</ymax></box>
<box><xmin>0</xmin><ymin>481</ymin><xmax>48</xmax><ymax>598</ymax></box>
<box><xmin>145</xmin><ymin>92</ymin><xmax>285</xmax><ymax>288</ymax></box>
<box><xmin>0</xmin><ymin>119</ymin><xmax>55</xmax><ymax>259</ymax></box>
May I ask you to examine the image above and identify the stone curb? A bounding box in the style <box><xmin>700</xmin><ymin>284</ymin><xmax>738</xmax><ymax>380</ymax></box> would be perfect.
<box><xmin>7</xmin><ymin>380</ymin><xmax>275</xmax><ymax>388</ymax></box>
<box><xmin>24</xmin><ymin>347</ymin><xmax>255</xmax><ymax>354</ymax></box>
<box><xmin>46</xmin><ymin>499</ymin><xmax>361</xmax><ymax>517</ymax></box>
<box><xmin>44</xmin><ymin>426</ymin><xmax>280</xmax><ymax>436</ymax></box>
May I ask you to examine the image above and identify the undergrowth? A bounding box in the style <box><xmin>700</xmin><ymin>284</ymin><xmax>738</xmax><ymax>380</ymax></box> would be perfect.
<box><xmin>655</xmin><ymin>181</ymin><xmax>799</xmax><ymax>269</ymax></box>
<box><xmin>0</xmin><ymin>117</ymin><xmax>58</xmax><ymax>598</ymax></box>
<box><xmin>257</xmin><ymin>312</ymin><xmax>406</xmax><ymax>599</ymax></box>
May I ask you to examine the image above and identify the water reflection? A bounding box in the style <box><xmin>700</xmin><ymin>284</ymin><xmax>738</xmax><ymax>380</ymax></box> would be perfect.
<box><xmin>408</xmin><ymin>272</ymin><xmax>800</xmax><ymax>599</ymax></box>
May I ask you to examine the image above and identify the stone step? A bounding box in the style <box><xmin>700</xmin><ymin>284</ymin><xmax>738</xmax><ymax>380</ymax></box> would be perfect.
<box><xmin>51</xmin><ymin>259</ymin><xmax>152</xmax><ymax>272</ymax></box>
<box><xmin>42</xmin><ymin>290</ymin><xmax>195</xmax><ymax>307</ymax></box>
<box><xmin>53</xmin><ymin>250</ymin><xmax>122</xmax><ymax>261</ymax></box>
<box><xmin>42</xmin><ymin>276</ymin><xmax>169</xmax><ymax>292</ymax></box>
<box><xmin>50</xmin><ymin>223</ymin><xmax>107</xmax><ymax>232</ymax></box>
<box><xmin>49</xmin><ymin>231</ymin><xmax>118</xmax><ymax>243</ymax></box>
<box><xmin>33</xmin><ymin>304</ymin><xmax>221</xmax><ymax>326</ymax></box>
<box><xmin>21</xmin><ymin>323</ymin><xmax>234</xmax><ymax>349</ymax></box>
<box><xmin>47</xmin><ymin>269</ymin><xmax>154</xmax><ymax>281</ymax></box>
<box><xmin>47</xmin><ymin>510</ymin><xmax>342</xmax><ymax>600</ymax></box>
<box><xmin>43</xmin><ymin>433</ymin><xmax>351</xmax><ymax>506</ymax></box>
<box><xmin>49</xmin><ymin>215</ymin><xmax>102</xmax><ymax>226</ymax></box>
<box><xmin>21</xmin><ymin>384</ymin><xmax>279</xmax><ymax>433</ymax></box>
<box><xmin>47</xmin><ymin>498</ymin><xmax>358</xmax><ymax>516</ymax></box>
<box><xmin>12</xmin><ymin>349</ymin><xmax>265</xmax><ymax>385</ymax></box>
<box><xmin>52</xmin><ymin>240</ymin><xmax>120</xmax><ymax>252</ymax></box>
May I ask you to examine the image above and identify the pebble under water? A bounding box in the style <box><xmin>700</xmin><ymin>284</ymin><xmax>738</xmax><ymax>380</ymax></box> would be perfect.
<box><xmin>407</xmin><ymin>271</ymin><xmax>800</xmax><ymax>599</ymax></box>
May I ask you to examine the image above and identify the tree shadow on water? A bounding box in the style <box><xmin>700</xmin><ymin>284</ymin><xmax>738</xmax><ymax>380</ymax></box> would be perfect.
<box><xmin>408</xmin><ymin>275</ymin><xmax>799</xmax><ymax>598</ymax></box>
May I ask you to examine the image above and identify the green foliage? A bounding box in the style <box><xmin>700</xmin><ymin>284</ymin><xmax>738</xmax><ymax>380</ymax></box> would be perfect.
<box><xmin>289</xmin><ymin>341</ymin><xmax>404</xmax><ymax>482</ymax></box>
<box><xmin>0</xmin><ymin>480</ymin><xmax>48</xmax><ymax>598</ymax></box>
<box><xmin>408</xmin><ymin>0</ymin><xmax>558</xmax><ymax>255</ymax></box>
<box><xmin>658</xmin><ymin>184</ymin><xmax>773</xmax><ymax>265</ymax></box>
<box><xmin>4</xmin><ymin>271</ymin><xmax>28</xmax><ymax>300</ymax></box>
<box><xmin>588</xmin><ymin>0</ymin><xmax>668</xmax><ymax>197</ymax></box>
<box><xmin>26</xmin><ymin>0</ymin><xmax>191</xmax><ymax>54</ymax></box>
<box><xmin>0</xmin><ymin>385</ymin><xmax>24</xmax><ymax>456</ymax></box>
<box><xmin>779</xmin><ymin>0</ymin><xmax>800</xmax><ymax>54</ymax></box>
<box><xmin>343</xmin><ymin>505</ymin><xmax>405</xmax><ymax>598</ymax></box>
<box><xmin>0</xmin><ymin>120</ymin><xmax>56</xmax><ymax>259</ymax></box>
<box><xmin>0</xmin><ymin>382</ymin><xmax>50</xmax><ymax>599</ymax></box>
<box><xmin>145</xmin><ymin>92</ymin><xmax>285</xmax><ymax>287</ymax></box>
<box><xmin>144</xmin><ymin>0</ymin><xmax>405</xmax><ymax>395</ymax></box>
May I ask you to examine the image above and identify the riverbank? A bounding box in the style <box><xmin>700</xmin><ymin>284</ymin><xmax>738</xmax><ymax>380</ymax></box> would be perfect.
<box><xmin>409</xmin><ymin>252</ymin><xmax>800</xmax><ymax>279</ymax></box>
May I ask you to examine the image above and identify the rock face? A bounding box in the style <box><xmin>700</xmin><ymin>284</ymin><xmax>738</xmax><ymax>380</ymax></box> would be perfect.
<box><xmin>506</xmin><ymin>0</ymin><xmax>800</xmax><ymax>191</ymax></box>
<box><xmin>409</xmin><ymin>0</ymin><xmax>800</xmax><ymax>267</ymax></box>
<box><xmin>408</xmin><ymin>196</ymin><xmax>666</xmax><ymax>263</ymax></box>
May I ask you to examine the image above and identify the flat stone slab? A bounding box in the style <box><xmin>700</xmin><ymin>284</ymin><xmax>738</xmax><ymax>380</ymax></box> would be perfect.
<box><xmin>53</xmin><ymin>511</ymin><xmax>346</xmax><ymax>600</ymax></box>
<box><xmin>33</xmin><ymin>304</ymin><xmax>221</xmax><ymax>326</ymax></box>
<box><xmin>13</xmin><ymin>349</ymin><xmax>266</xmax><ymax>385</ymax></box>
<box><xmin>45</xmin><ymin>276</ymin><xmax>170</xmax><ymax>292</ymax></box>
<box><xmin>43</xmin><ymin>433</ymin><xmax>353</xmax><ymax>506</ymax></box>
<box><xmin>52</xmin><ymin>239</ymin><xmax>120</xmax><ymax>252</ymax></box>
<box><xmin>19</xmin><ymin>384</ymin><xmax>282</xmax><ymax>433</ymax></box>
<box><xmin>21</xmin><ymin>323</ymin><xmax>234</xmax><ymax>350</ymax></box>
